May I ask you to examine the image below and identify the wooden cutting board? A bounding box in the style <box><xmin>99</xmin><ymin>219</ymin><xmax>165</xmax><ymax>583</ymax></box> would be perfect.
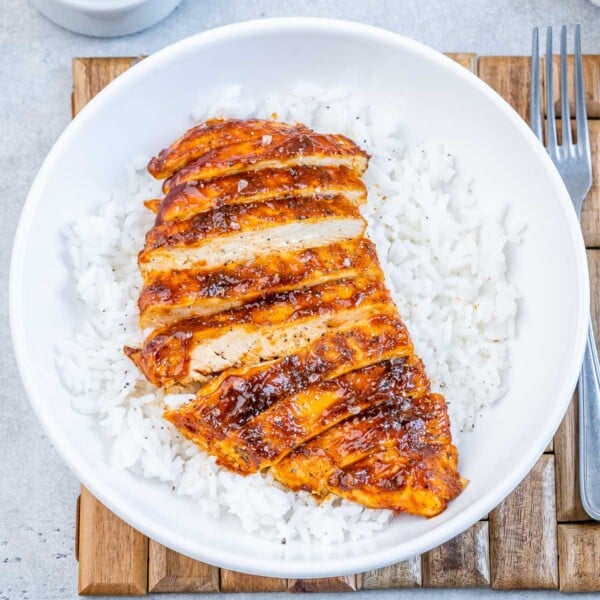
<box><xmin>72</xmin><ymin>53</ymin><xmax>600</xmax><ymax>595</ymax></box>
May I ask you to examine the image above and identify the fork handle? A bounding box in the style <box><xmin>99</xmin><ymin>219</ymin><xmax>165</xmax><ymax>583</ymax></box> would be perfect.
<box><xmin>579</xmin><ymin>321</ymin><xmax>600</xmax><ymax>519</ymax></box>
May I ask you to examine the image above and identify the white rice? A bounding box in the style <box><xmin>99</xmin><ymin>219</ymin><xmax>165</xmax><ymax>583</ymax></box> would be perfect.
<box><xmin>57</xmin><ymin>84</ymin><xmax>522</xmax><ymax>544</ymax></box>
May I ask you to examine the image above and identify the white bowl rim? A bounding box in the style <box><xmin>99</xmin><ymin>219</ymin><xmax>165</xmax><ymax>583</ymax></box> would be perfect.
<box><xmin>10</xmin><ymin>17</ymin><xmax>589</xmax><ymax>578</ymax></box>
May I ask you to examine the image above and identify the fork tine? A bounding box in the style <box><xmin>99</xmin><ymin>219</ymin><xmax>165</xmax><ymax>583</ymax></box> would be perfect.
<box><xmin>545</xmin><ymin>26</ymin><xmax>558</xmax><ymax>151</ymax></box>
<box><xmin>575</xmin><ymin>24</ymin><xmax>591</xmax><ymax>160</ymax></box>
<box><xmin>530</xmin><ymin>27</ymin><xmax>543</xmax><ymax>141</ymax></box>
<box><xmin>560</xmin><ymin>25</ymin><xmax>572</xmax><ymax>146</ymax></box>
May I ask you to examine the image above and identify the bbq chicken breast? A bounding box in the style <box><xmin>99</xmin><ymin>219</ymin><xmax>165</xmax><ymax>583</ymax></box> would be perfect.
<box><xmin>124</xmin><ymin>117</ymin><xmax>465</xmax><ymax>518</ymax></box>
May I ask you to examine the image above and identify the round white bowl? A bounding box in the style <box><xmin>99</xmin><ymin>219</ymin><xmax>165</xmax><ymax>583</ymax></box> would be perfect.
<box><xmin>10</xmin><ymin>18</ymin><xmax>589</xmax><ymax>578</ymax></box>
<box><xmin>30</xmin><ymin>0</ymin><xmax>182</xmax><ymax>37</ymax></box>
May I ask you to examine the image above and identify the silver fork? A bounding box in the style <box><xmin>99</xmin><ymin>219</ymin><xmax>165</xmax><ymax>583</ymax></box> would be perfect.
<box><xmin>531</xmin><ymin>24</ymin><xmax>598</xmax><ymax>519</ymax></box>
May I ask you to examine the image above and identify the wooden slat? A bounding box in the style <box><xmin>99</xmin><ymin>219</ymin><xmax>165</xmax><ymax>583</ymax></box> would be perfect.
<box><xmin>288</xmin><ymin>576</ymin><xmax>357</xmax><ymax>592</ymax></box>
<box><xmin>72</xmin><ymin>57</ymin><xmax>139</xmax><ymax>117</ymax></box>
<box><xmin>581</xmin><ymin>125</ymin><xmax>600</xmax><ymax>247</ymax></box>
<box><xmin>78</xmin><ymin>487</ymin><xmax>148</xmax><ymax>595</ymax></box>
<box><xmin>422</xmin><ymin>522</ymin><xmax>489</xmax><ymax>588</ymax></box>
<box><xmin>357</xmin><ymin>557</ymin><xmax>421</xmax><ymax>589</ymax></box>
<box><xmin>551</xmin><ymin>55</ymin><xmax>600</xmax><ymax>119</ymax></box>
<box><xmin>555</xmin><ymin>395</ymin><xmax>588</xmax><ymax>522</ymax></box>
<box><xmin>558</xmin><ymin>524</ymin><xmax>600</xmax><ymax>592</ymax></box>
<box><xmin>148</xmin><ymin>540</ymin><xmax>219</xmax><ymax>593</ymax></box>
<box><xmin>489</xmin><ymin>455</ymin><xmax>558</xmax><ymax>589</ymax></box>
<box><xmin>220</xmin><ymin>570</ymin><xmax>287</xmax><ymax>593</ymax></box>
<box><xmin>447</xmin><ymin>52</ymin><xmax>477</xmax><ymax>72</ymax></box>
<box><xmin>478</xmin><ymin>56</ymin><xmax>531</xmax><ymax>120</ymax></box>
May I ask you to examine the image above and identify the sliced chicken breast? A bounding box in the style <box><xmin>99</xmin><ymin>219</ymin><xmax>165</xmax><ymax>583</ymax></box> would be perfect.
<box><xmin>213</xmin><ymin>356</ymin><xmax>430</xmax><ymax>474</ymax></box>
<box><xmin>161</xmin><ymin>130</ymin><xmax>368</xmax><ymax>192</ymax></box>
<box><xmin>146</xmin><ymin>166</ymin><xmax>366</xmax><ymax>224</ymax></box>
<box><xmin>125</xmin><ymin>277</ymin><xmax>390</xmax><ymax>387</ymax></box>
<box><xmin>138</xmin><ymin>196</ymin><xmax>365</xmax><ymax>274</ymax></box>
<box><xmin>148</xmin><ymin>119</ymin><xmax>309</xmax><ymax>179</ymax></box>
<box><xmin>128</xmin><ymin>117</ymin><xmax>465</xmax><ymax>518</ymax></box>
<box><xmin>164</xmin><ymin>311</ymin><xmax>413</xmax><ymax>472</ymax></box>
<box><xmin>271</xmin><ymin>394</ymin><xmax>465</xmax><ymax>517</ymax></box>
<box><xmin>138</xmin><ymin>238</ymin><xmax>380</xmax><ymax>329</ymax></box>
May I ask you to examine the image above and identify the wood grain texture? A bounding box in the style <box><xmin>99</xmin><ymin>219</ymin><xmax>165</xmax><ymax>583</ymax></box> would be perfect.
<box><xmin>288</xmin><ymin>575</ymin><xmax>357</xmax><ymax>592</ymax></box>
<box><xmin>447</xmin><ymin>52</ymin><xmax>477</xmax><ymax>72</ymax></box>
<box><xmin>551</xmin><ymin>55</ymin><xmax>600</xmax><ymax>119</ymax></box>
<box><xmin>148</xmin><ymin>540</ymin><xmax>219</xmax><ymax>592</ymax></box>
<box><xmin>555</xmin><ymin>395</ymin><xmax>588</xmax><ymax>522</ymax></box>
<box><xmin>489</xmin><ymin>455</ymin><xmax>558</xmax><ymax>589</ymax></box>
<box><xmin>581</xmin><ymin>129</ymin><xmax>600</xmax><ymax>247</ymax></box>
<box><xmin>78</xmin><ymin>487</ymin><xmax>148</xmax><ymax>595</ymax></box>
<box><xmin>558</xmin><ymin>524</ymin><xmax>600</xmax><ymax>592</ymax></box>
<box><xmin>220</xmin><ymin>570</ymin><xmax>287</xmax><ymax>593</ymax></box>
<box><xmin>357</xmin><ymin>557</ymin><xmax>421</xmax><ymax>589</ymax></box>
<box><xmin>72</xmin><ymin>57</ymin><xmax>141</xmax><ymax>116</ymax></box>
<box><xmin>422</xmin><ymin>522</ymin><xmax>489</xmax><ymax>587</ymax></box>
<box><xmin>478</xmin><ymin>56</ymin><xmax>531</xmax><ymax>119</ymax></box>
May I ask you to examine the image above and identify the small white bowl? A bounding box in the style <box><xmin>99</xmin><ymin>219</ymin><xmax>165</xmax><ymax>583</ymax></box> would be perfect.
<box><xmin>10</xmin><ymin>18</ymin><xmax>589</xmax><ymax>577</ymax></box>
<box><xmin>30</xmin><ymin>0</ymin><xmax>182</xmax><ymax>37</ymax></box>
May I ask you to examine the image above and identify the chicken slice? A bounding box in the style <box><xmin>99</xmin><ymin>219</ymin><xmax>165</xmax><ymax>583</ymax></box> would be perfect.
<box><xmin>147</xmin><ymin>166</ymin><xmax>366</xmax><ymax>224</ymax></box>
<box><xmin>329</xmin><ymin>443</ymin><xmax>464</xmax><ymax>516</ymax></box>
<box><xmin>144</xmin><ymin>198</ymin><xmax>161</xmax><ymax>213</ymax></box>
<box><xmin>164</xmin><ymin>311</ymin><xmax>413</xmax><ymax>471</ymax></box>
<box><xmin>138</xmin><ymin>238</ymin><xmax>380</xmax><ymax>329</ymax></box>
<box><xmin>271</xmin><ymin>394</ymin><xmax>465</xmax><ymax>517</ymax></box>
<box><xmin>139</xmin><ymin>196</ymin><xmax>365</xmax><ymax>274</ymax></box>
<box><xmin>212</xmin><ymin>356</ymin><xmax>430</xmax><ymax>474</ymax></box>
<box><xmin>148</xmin><ymin>119</ymin><xmax>309</xmax><ymax>179</ymax></box>
<box><xmin>125</xmin><ymin>276</ymin><xmax>390</xmax><ymax>387</ymax></box>
<box><xmin>161</xmin><ymin>130</ymin><xmax>368</xmax><ymax>193</ymax></box>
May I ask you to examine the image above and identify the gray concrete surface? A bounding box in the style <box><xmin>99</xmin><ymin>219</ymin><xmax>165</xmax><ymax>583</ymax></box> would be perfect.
<box><xmin>2</xmin><ymin>0</ymin><xmax>600</xmax><ymax>598</ymax></box>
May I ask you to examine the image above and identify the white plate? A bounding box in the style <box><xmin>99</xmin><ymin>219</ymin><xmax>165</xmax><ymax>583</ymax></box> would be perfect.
<box><xmin>10</xmin><ymin>18</ymin><xmax>589</xmax><ymax>578</ymax></box>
